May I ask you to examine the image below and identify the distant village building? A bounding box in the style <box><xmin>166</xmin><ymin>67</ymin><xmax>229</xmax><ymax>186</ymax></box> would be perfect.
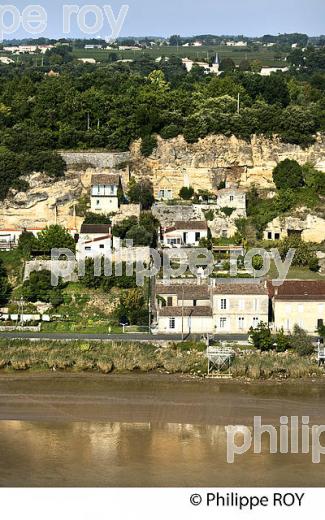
<box><xmin>269</xmin><ymin>281</ymin><xmax>325</xmax><ymax>334</ymax></box>
<box><xmin>84</xmin><ymin>44</ymin><xmax>103</xmax><ymax>49</ymax></box>
<box><xmin>90</xmin><ymin>173</ymin><xmax>121</xmax><ymax>214</ymax></box>
<box><xmin>226</xmin><ymin>41</ymin><xmax>247</xmax><ymax>47</ymax></box>
<box><xmin>259</xmin><ymin>66</ymin><xmax>289</xmax><ymax>76</ymax></box>
<box><xmin>161</xmin><ymin>221</ymin><xmax>208</xmax><ymax>247</ymax></box>
<box><xmin>78</xmin><ymin>58</ymin><xmax>96</xmax><ymax>64</ymax></box>
<box><xmin>0</xmin><ymin>56</ymin><xmax>14</xmax><ymax>65</ymax></box>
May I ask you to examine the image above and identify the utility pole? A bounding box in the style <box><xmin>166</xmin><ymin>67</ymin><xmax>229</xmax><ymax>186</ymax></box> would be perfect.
<box><xmin>237</xmin><ymin>92</ymin><xmax>240</xmax><ymax>114</ymax></box>
<box><xmin>87</xmin><ymin>112</ymin><xmax>90</xmax><ymax>131</ymax></box>
<box><xmin>181</xmin><ymin>286</ymin><xmax>184</xmax><ymax>341</ymax></box>
<box><xmin>19</xmin><ymin>297</ymin><xmax>25</xmax><ymax>328</ymax></box>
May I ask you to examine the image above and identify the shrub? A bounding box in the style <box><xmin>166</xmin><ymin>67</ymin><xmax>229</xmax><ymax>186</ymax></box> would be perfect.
<box><xmin>140</xmin><ymin>135</ymin><xmax>157</xmax><ymax>157</ymax></box>
<box><xmin>273</xmin><ymin>159</ymin><xmax>304</xmax><ymax>190</ymax></box>
<box><xmin>179</xmin><ymin>186</ymin><xmax>194</xmax><ymax>200</ymax></box>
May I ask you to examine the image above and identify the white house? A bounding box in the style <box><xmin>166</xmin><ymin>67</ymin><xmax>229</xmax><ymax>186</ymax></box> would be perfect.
<box><xmin>154</xmin><ymin>284</ymin><xmax>213</xmax><ymax>334</ymax></box>
<box><xmin>90</xmin><ymin>173</ymin><xmax>121</xmax><ymax>214</ymax></box>
<box><xmin>77</xmin><ymin>224</ymin><xmax>112</xmax><ymax>260</ymax></box>
<box><xmin>162</xmin><ymin>221</ymin><xmax>208</xmax><ymax>247</ymax></box>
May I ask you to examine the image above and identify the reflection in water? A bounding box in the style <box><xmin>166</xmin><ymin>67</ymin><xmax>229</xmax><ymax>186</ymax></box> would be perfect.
<box><xmin>1</xmin><ymin>420</ymin><xmax>325</xmax><ymax>487</ymax></box>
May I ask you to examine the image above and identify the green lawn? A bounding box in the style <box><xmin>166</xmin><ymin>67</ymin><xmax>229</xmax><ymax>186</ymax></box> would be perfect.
<box><xmin>267</xmin><ymin>261</ymin><xmax>324</xmax><ymax>280</ymax></box>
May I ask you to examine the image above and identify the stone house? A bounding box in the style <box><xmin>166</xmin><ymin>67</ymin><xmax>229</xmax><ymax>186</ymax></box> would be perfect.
<box><xmin>154</xmin><ymin>280</ymin><xmax>269</xmax><ymax>335</ymax></box>
<box><xmin>268</xmin><ymin>280</ymin><xmax>325</xmax><ymax>334</ymax></box>
<box><xmin>264</xmin><ymin>214</ymin><xmax>325</xmax><ymax>243</ymax></box>
<box><xmin>216</xmin><ymin>188</ymin><xmax>246</xmax><ymax>217</ymax></box>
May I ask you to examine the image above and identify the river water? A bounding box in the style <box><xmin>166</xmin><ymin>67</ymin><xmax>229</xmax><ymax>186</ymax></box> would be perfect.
<box><xmin>0</xmin><ymin>373</ymin><xmax>325</xmax><ymax>486</ymax></box>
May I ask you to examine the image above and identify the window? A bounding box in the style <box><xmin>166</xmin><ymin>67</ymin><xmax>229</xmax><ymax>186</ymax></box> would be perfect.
<box><xmin>85</xmin><ymin>247</ymin><xmax>91</xmax><ymax>251</ymax></box>
<box><xmin>238</xmin><ymin>317</ymin><xmax>245</xmax><ymax>330</ymax></box>
<box><xmin>318</xmin><ymin>319</ymin><xmax>324</xmax><ymax>329</ymax></box>
<box><xmin>169</xmin><ymin>317</ymin><xmax>176</xmax><ymax>330</ymax></box>
<box><xmin>252</xmin><ymin>317</ymin><xmax>259</xmax><ymax>328</ymax></box>
<box><xmin>96</xmin><ymin>200</ymin><xmax>100</xmax><ymax>206</ymax></box>
<box><xmin>230</xmin><ymin>195</ymin><xmax>234</xmax><ymax>202</ymax></box>
<box><xmin>195</xmin><ymin>232</ymin><xmax>201</xmax><ymax>242</ymax></box>
<box><xmin>167</xmin><ymin>297</ymin><xmax>173</xmax><ymax>307</ymax></box>
<box><xmin>274</xmin><ymin>233</ymin><xmax>280</xmax><ymax>240</ymax></box>
<box><xmin>221</xmin><ymin>299</ymin><xmax>227</xmax><ymax>310</ymax></box>
<box><xmin>99</xmin><ymin>244</ymin><xmax>104</xmax><ymax>249</ymax></box>
<box><xmin>219</xmin><ymin>317</ymin><xmax>227</xmax><ymax>329</ymax></box>
<box><xmin>193</xmin><ymin>300</ymin><xmax>197</xmax><ymax>307</ymax></box>
<box><xmin>267</xmin><ymin>232</ymin><xmax>272</xmax><ymax>240</ymax></box>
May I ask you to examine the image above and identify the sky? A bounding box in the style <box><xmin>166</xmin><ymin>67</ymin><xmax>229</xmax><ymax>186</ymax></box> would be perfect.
<box><xmin>1</xmin><ymin>0</ymin><xmax>325</xmax><ymax>41</ymax></box>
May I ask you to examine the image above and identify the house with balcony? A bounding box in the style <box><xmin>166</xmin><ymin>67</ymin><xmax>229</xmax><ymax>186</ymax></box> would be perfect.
<box><xmin>90</xmin><ymin>173</ymin><xmax>121</xmax><ymax>214</ymax></box>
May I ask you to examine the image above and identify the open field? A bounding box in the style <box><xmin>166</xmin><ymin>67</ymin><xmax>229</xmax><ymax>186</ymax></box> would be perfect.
<box><xmin>71</xmin><ymin>45</ymin><xmax>288</xmax><ymax>66</ymax></box>
<box><xmin>0</xmin><ymin>45</ymin><xmax>288</xmax><ymax>67</ymax></box>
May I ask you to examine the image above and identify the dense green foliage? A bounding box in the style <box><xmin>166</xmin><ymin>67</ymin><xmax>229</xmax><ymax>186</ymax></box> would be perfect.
<box><xmin>179</xmin><ymin>186</ymin><xmax>194</xmax><ymax>200</ymax></box>
<box><xmin>127</xmin><ymin>179</ymin><xmax>155</xmax><ymax>209</ymax></box>
<box><xmin>112</xmin><ymin>212</ymin><xmax>158</xmax><ymax>247</ymax></box>
<box><xmin>0</xmin><ymin>257</ymin><xmax>11</xmax><ymax>305</ymax></box>
<box><xmin>0</xmin><ymin>45</ymin><xmax>325</xmax><ymax>197</ymax></box>
<box><xmin>249</xmin><ymin>322</ymin><xmax>314</xmax><ymax>356</ymax></box>
<box><xmin>273</xmin><ymin>159</ymin><xmax>304</xmax><ymax>189</ymax></box>
<box><xmin>22</xmin><ymin>270</ymin><xmax>65</xmax><ymax>307</ymax></box>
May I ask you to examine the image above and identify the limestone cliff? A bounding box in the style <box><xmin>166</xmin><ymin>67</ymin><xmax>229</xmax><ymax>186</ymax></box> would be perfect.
<box><xmin>1</xmin><ymin>134</ymin><xmax>325</xmax><ymax>230</ymax></box>
<box><xmin>130</xmin><ymin>134</ymin><xmax>325</xmax><ymax>195</ymax></box>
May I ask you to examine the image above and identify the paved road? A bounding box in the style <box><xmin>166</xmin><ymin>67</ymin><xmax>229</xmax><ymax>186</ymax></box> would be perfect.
<box><xmin>0</xmin><ymin>331</ymin><xmax>251</xmax><ymax>342</ymax></box>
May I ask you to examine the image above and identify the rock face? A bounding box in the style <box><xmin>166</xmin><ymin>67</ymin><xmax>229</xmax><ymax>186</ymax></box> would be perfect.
<box><xmin>0</xmin><ymin>167</ymin><xmax>128</xmax><ymax>230</ymax></box>
<box><xmin>2</xmin><ymin>134</ymin><xmax>325</xmax><ymax>231</ymax></box>
<box><xmin>130</xmin><ymin>134</ymin><xmax>325</xmax><ymax>195</ymax></box>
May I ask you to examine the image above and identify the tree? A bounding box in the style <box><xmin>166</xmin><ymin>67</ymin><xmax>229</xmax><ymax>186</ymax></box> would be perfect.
<box><xmin>292</xmin><ymin>325</ymin><xmax>314</xmax><ymax>357</ymax></box>
<box><xmin>179</xmin><ymin>186</ymin><xmax>194</xmax><ymax>200</ymax></box>
<box><xmin>83</xmin><ymin>213</ymin><xmax>112</xmax><ymax>225</ymax></box>
<box><xmin>17</xmin><ymin>230</ymin><xmax>38</xmax><ymax>257</ymax></box>
<box><xmin>249</xmin><ymin>322</ymin><xmax>273</xmax><ymax>351</ymax></box>
<box><xmin>112</xmin><ymin>216</ymin><xmax>138</xmax><ymax>239</ymax></box>
<box><xmin>273</xmin><ymin>159</ymin><xmax>304</xmax><ymax>190</ymax></box>
<box><xmin>140</xmin><ymin>135</ymin><xmax>157</xmax><ymax>157</ymax></box>
<box><xmin>22</xmin><ymin>270</ymin><xmax>65</xmax><ymax>307</ymax></box>
<box><xmin>36</xmin><ymin>225</ymin><xmax>76</xmax><ymax>253</ymax></box>
<box><xmin>0</xmin><ymin>258</ymin><xmax>10</xmax><ymax>305</ymax></box>
<box><xmin>219</xmin><ymin>58</ymin><xmax>236</xmax><ymax>72</ymax></box>
<box><xmin>125</xmin><ymin>225</ymin><xmax>152</xmax><ymax>246</ymax></box>
<box><xmin>116</xmin><ymin>288</ymin><xmax>147</xmax><ymax>325</ymax></box>
<box><xmin>278</xmin><ymin>236</ymin><xmax>318</xmax><ymax>267</ymax></box>
<box><xmin>127</xmin><ymin>179</ymin><xmax>155</xmax><ymax>209</ymax></box>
